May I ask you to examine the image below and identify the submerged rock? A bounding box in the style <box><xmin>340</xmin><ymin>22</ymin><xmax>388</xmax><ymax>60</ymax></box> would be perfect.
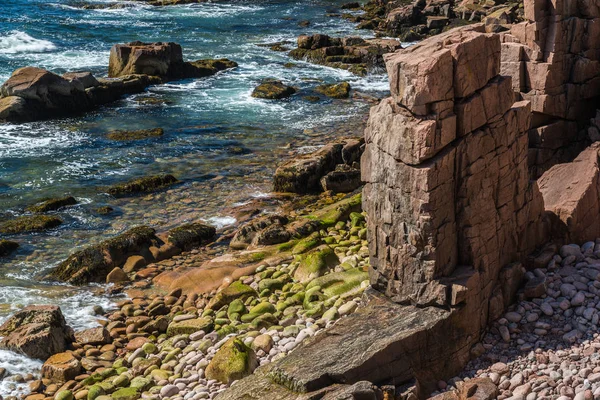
<box><xmin>0</xmin><ymin>239</ymin><xmax>19</xmax><ymax>257</ymax></box>
<box><xmin>0</xmin><ymin>305</ymin><xmax>74</xmax><ymax>360</ymax></box>
<box><xmin>26</xmin><ymin>196</ymin><xmax>77</xmax><ymax>213</ymax></box>
<box><xmin>106</xmin><ymin>128</ymin><xmax>164</xmax><ymax>141</ymax></box>
<box><xmin>107</xmin><ymin>174</ymin><xmax>179</xmax><ymax>197</ymax></box>
<box><xmin>251</xmin><ymin>80</ymin><xmax>296</xmax><ymax>99</ymax></box>
<box><xmin>0</xmin><ymin>214</ymin><xmax>63</xmax><ymax>234</ymax></box>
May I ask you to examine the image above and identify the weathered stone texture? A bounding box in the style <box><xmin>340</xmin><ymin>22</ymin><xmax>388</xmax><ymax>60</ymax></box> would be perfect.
<box><xmin>365</xmin><ymin>26</ymin><xmax>546</xmax><ymax>309</ymax></box>
<box><xmin>501</xmin><ymin>0</ymin><xmax>600</xmax><ymax>177</ymax></box>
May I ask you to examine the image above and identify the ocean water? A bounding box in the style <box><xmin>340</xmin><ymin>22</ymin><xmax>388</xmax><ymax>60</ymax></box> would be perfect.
<box><xmin>0</xmin><ymin>0</ymin><xmax>392</xmax><ymax>393</ymax></box>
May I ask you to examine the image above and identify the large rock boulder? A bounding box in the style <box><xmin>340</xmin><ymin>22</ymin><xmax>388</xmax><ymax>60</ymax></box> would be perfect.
<box><xmin>46</xmin><ymin>226</ymin><xmax>160</xmax><ymax>284</ymax></box>
<box><xmin>538</xmin><ymin>143</ymin><xmax>600</xmax><ymax>244</ymax></box>
<box><xmin>205</xmin><ymin>338</ymin><xmax>258</xmax><ymax>384</ymax></box>
<box><xmin>41</xmin><ymin>352</ymin><xmax>81</xmax><ymax>383</ymax></box>
<box><xmin>0</xmin><ymin>305</ymin><xmax>73</xmax><ymax>360</ymax></box>
<box><xmin>273</xmin><ymin>138</ymin><xmax>364</xmax><ymax>194</ymax></box>
<box><xmin>108</xmin><ymin>41</ymin><xmax>237</xmax><ymax>81</ymax></box>
<box><xmin>109</xmin><ymin>42</ymin><xmax>184</xmax><ymax>78</ymax></box>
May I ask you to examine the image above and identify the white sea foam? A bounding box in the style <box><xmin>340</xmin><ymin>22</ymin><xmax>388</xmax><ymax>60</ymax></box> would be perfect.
<box><xmin>0</xmin><ymin>350</ymin><xmax>43</xmax><ymax>396</ymax></box>
<box><xmin>0</xmin><ymin>31</ymin><xmax>57</xmax><ymax>54</ymax></box>
<box><xmin>205</xmin><ymin>216</ymin><xmax>237</xmax><ymax>229</ymax></box>
<box><xmin>0</xmin><ymin>124</ymin><xmax>88</xmax><ymax>158</ymax></box>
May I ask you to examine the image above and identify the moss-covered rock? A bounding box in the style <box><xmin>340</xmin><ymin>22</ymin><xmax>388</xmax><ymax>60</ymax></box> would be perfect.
<box><xmin>46</xmin><ymin>226</ymin><xmax>158</xmax><ymax>284</ymax></box>
<box><xmin>306</xmin><ymin>267</ymin><xmax>368</xmax><ymax>298</ymax></box>
<box><xmin>166</xmin><ymin>317</ymin><xmax>213</xmax><ymax>337</ymax></box>
<box><xmin>55</xmin><ymin>390</ymin><xmax>74</xmax><ymax>400</ymax></box>
<box><xmin>107</xmin><ymin>174</ymin><xmax>178</xmax><ymax>197</ymax></box>
<box><xmin>111</xmin><ymin>387</ymin><xmax>140</xmax><ymax>400</ymax></box>
<box><xmin>87</xmin><ymin>385</ymin><xmax>105</xmax><ymax>400</ymax></box>
<box><xmin>0</xmin><ymin>215</ymin><xmax>63</xmax><ymax>234</ymax></box>
<box><xmin>292</xmin><ymin>232</ymin><xmax>321</xmax><ymax>255</ymax></box>
<box><xmin>95</xmin><ymin>206</ymin><xmax>114</xmax><ymax>215</ymax></box>
<box><xmin>0</xmin><ymin>239</ymin><xmax>19</xmax><ymax>257</ymax></box>
<box><xmin>241</xmin><ymin>302</ymin><xmax>276</xmax><ymax>323</ymax></box>
<box><xmin>187</xmin><ymin>59</ymin><xmax>238</xmax><ymax>77</ymax></box>
<box><xmin>206</xmin><ymin>281</ymin><xmax>257</xmax><ymax>310</ymax></box>
<box><xmin>106</xmin><ymin>128</ymin><xmax>164</xmax><ymax>141</ymax></box>
<box><xmin>315</xmin><ymin>82</ymin><xmax>351</xmax><ymax>98</ymax></box>
<box><xmin>167</xmin><ymin>223</ymin><xmax>216</xmax><ymax>250</ymax></box>
<box><xmin>26</xmin><ymin>196</ymin><xmax>77</xmax><ymax>213</ymax></box>
<box><xmin>251</xmin><ymin>79</ymin><xmax>296</xmax><ymax>99</ymax></box>
<box><xmin>205</xmin><ymin>338</ymin><xmax>258</xmax><ymax>384</ymax></box>
<box><xmin>294</xmin><ymin>245</ymin><xmax>339</xmax><ymax>283</ymax></box>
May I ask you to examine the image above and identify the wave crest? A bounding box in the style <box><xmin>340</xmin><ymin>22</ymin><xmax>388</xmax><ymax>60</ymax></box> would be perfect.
<box><xmin>0</xmin><ymin>31</ymin><xmax>57</xmax><ymax>54</ymax></box>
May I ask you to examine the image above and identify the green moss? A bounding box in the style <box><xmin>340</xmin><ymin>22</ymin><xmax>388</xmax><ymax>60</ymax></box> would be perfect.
<box><xmin>95</xmin><ymin>206</ymin><xmax>114</xmax><ymax>215</ymax></box>
<box><xmin>207</xmin><ymin>281</ymin><xmax>257</xmax><ymax>310</ymax></box>
<box><xmin>294</xmin><ymin>245</ymin><xmax>339</xmax><ymax>283</ymax></box>
<box><xmin>87</xmin><ymin>385</ymin><xmax>105</xmax><ymax>400</ymax></box>
<box><xmin>0</xmin><ymin>215</ymin><xmax>63</xmax><ymax>234</ymax></box>
<box><xmin>166</xmin><ymin>317</ymin><xmax>213</xmax><ymax>337</ymax></box>
<box><xmin>0</xmin><ymin>239</ymin><xmax>19</xmax><ymax>257</ymax></box>
<box><xmin>306</xmin><ymin>267</ymin><xmax>368</xmax><ymax>298</ymax></box>
<box><xmin>106</xmin><ymin>128</ymin><xmax>164</xmax><ymax>141</ymax></box>
<box><xmin>107</xmin><ymin>174</ymin><xmax>178</xmax><ymax>197</ymax></box>
<box><xmin>26</xmin><ymin>196</ymin><xmax>77</xmax><ymax>213</ymax></box>
<box><xmin>277</xmin><ymin>240</ymin><xmax>298</xmax><ymax>252</ymax></box>
<box><xmin>111</xmin><ymin>387</ymin><xmax>140</xmax><ymax>400</ymax></box>
<box><xmin>292</xmin><ymin>232</ymin><xmax>321</xmax><ymax>255</ymax></box>
<box><xmin>205</xmin><ymin>338</ymin><xmax>258</xmax><ymax>384</ymax></box>
<box><xmin>258</xmin><ymin>278</ymin><xmax>285</xmax><ymax>293</ymax></box>
<box><xmin>167</xmin><ymin>223</ymin><xmax>216</xmax><ymax>250</ymax></box>
<box><xmin>249</xmin><ymin>252</ymin><xmax>267</xmax><ymax>262</ymax></box>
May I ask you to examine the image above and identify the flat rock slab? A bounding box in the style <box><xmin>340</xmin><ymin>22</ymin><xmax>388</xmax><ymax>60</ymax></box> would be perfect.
<box><xmin>216</xmin><ymin>291</ymin><xmax>450</xmax><ymax>399</ymax></box>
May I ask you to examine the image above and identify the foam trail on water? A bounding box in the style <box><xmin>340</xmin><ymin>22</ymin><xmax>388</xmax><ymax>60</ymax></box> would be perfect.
<box><xmin>0</xmin><ymin>31</ymin><xmax>57</xmax><ymax>54</ymax></box>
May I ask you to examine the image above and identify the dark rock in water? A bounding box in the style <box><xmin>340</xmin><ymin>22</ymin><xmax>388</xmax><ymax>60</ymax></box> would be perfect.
<box><xmin>0</xmin><ymin>67</ymin><xmax>160</xmax><ymax>123</ymax></box>
<box><xmin>46</xmin><ymin>226</ymin><xmax>159</xmax><ymax>284</ymax></box>
<box><xmin>289</xmin><ymin>35</ymin><xmax>401</xmax><ymax>76</ymax></box>
<box><xmin>0</xmin><ymin>305</ymin><xmax>74</xmax><ymax>360</ymax></box>
<box><xmin>230</xmin><ymin>215</ymin><xmax>289</xmax><ymax>250</ymax></box>
<box><xmin>107</xmin><ymin>174</ymin><xmax>179</xmax><ymax>197</ymax></box>
<box><xmin>341</xmin><ymin>2</ymin><xmax>361</xmax><ymax>9</ymax></box>
<box><xmin>0</xmin><ymin>215</ymin><xmax>63</xmax><ymax>234</ymax></box>
<box><xmin>273</xmin><ymin>138</ymin><xmax>364</xmax><ymax>194</ymax></box>
<box><xmin>106</xmin><ymin>127</ymin><xmax>164</xmax><ymax>141</ymax></box>
<box><xmin>298</xmin><ymin>20</ymin><xmax>310</xmax><ymax>27</ymax></box>
<box><xmin>95</xmin><ymin>206</ymin><xmax>114</xmax><ymax>215</ymax></box>
<box><xmin>315</xmin><ymin>82</ymin><xmax>351</xmax><ymax>98</ymax></box>
<box><xmin>26</xmin><ymin>196</ymin><xmax>77</xmax><ymax>213</ymax></box>
<box><xmin>251</xmin><ymin>80</ymin><xmax>296</xmax><ymax>100</ymax></box>
<box><xmin>167</xmin><ymin>223</ymin><xmax>216</xmax><ymax>251</ymax></box>
<box><xmin>109</xmin><ymin>41</ymin><xmax>237</xmax><ymax>81</ymax></box>
<box><xmin>320</xmin><ymin>164</ymin><xmax>362</xmax><ymax>193</ymax></box>
<box><xmin>0</xmin><ymin>239</ymin><xmax>19</xmax><ymax>257</ymax></box>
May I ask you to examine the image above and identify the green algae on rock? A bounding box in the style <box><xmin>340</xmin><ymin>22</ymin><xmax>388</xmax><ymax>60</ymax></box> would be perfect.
<box><xmin>207</xmin><ymin>281</ymin><xmax>257</xmax><ymax>310</ymax></box>
<box><xmin>205</xmin><ymin>338</ymin><xmax>258</xmax><ymax>384</ymax></box>
<box><xmin>107</xmin><ymin>174</ymin><xmax>178</xmax><ymax>197</ymax></box>
<box><xmin>106</xmin><ymin>128</ymin><xmax>164</xmax><ymax>141</ymax></box>
<box><xmin>293</xmin><ymin>245</ymin><xmax>339</xmax><ymax>283</ymax></box>
<box><xmin>166</xmin><ymin>317</ymin><xmax>214</xmax><ymax>337</ymax></box>
<box><xmin>315</xmin><ymin>82</ymin><xmax>351</xmax><ymax>98</ymax></box>
<box><xmin>251</xmin><ymin>80</ymin><xmax>296</xmax><ymax>100</ymax></box>
<box><xmin>26</xmin><ymin>196</ymin><xmax>77</xmax><ymax>213</ymax></box>
<box><xmin>46</xmin><ymin>226</ymin><xmax>159</xmax><ymax>284</ymax></box>
<box><xmin>0</xmin><ymin>215</ymin><xmax>63</xmax><ymax>234</ymax></box>
<box><xmin>0</xmin><ymin>239</ymin><xmax>19</xmax><ymax>257</ymax></box>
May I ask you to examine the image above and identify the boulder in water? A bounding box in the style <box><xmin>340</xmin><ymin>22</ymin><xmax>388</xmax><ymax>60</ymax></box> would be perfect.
<box><xmin>0</xmin><ymin>239</ymin><xmax>19</xmax><ymax>257</ymax></box>
<box><xmin>0</xmin><ymin>215</ymin><xmax>63</xmax><ymax>234</ymax></box>
<box><xmin>106</xmin><ymin>128</ymin><xmax>164</xmax><ymax>141</ymax></box>
<box><xmin>26</xmin><ymin>196</ymin><xmax>77</xmax><ymax>213</ymax></box>
<box><xmin>0</xmin><ymin>305</ymin><xmax>74</xmax><ymax>360</ymax></box>
<box><xmin>251</xmin><ymin>79</ymin><xmax>296</xmax><ymax>100</ymax></box>
<box><xmin>107</xmin><ymin>174</ymin><xmax>179</xmax><ymax>197</ymax></box>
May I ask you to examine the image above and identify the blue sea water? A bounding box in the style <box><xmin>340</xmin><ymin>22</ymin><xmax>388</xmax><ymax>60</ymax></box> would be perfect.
<box><xmin>0</xmin><ymin>0</ymin><xmax>392</xmax><ymax>392</ymax></box>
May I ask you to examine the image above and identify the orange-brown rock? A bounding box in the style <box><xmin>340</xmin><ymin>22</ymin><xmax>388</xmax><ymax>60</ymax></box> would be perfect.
<box><xmin>41</xmin><ymin>352</ymin><xmax>81</xmax><ymax>384</ymax></box>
